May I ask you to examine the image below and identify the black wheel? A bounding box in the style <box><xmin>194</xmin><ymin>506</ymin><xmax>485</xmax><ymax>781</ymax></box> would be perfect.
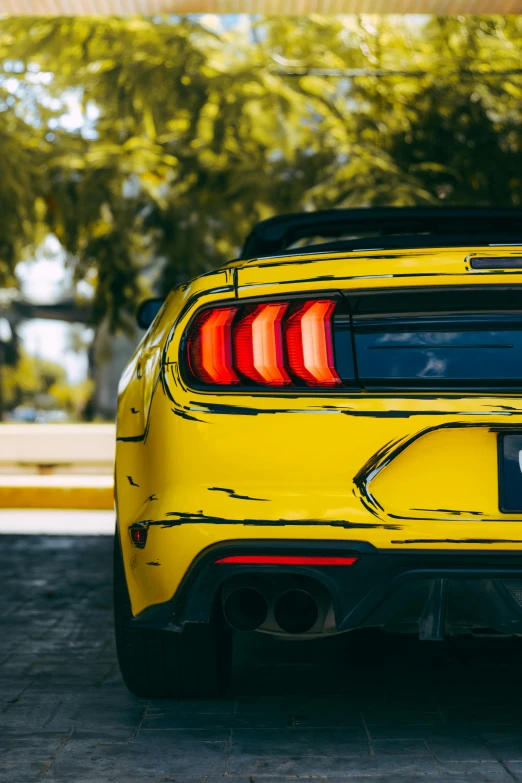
<box><xmin>113</xmin><ymin>532</ymin><xmax>232</xmax><ymax>698</ymax></box>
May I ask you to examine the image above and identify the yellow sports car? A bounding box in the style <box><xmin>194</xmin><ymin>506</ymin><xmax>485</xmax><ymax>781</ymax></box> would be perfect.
<box><xmin>114</xmin><ymin>207</ymin><xmax>522</xmax><ymax>697</ymax></box>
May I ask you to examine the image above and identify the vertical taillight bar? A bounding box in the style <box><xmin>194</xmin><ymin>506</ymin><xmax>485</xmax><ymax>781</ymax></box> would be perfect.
<box><xmin>187</xmin><ymin>307</ymin><xmax>239</xmax><ymax>385</ymax></box>
<box><xmin>234</xmin><ymin>303</ymin><xmax>291</xmax><ymax>386</ymax></box>
<box><xmin>285</xmin><ymin>300</ymin><xmax>341</xmax><ymax>386</ymax></box>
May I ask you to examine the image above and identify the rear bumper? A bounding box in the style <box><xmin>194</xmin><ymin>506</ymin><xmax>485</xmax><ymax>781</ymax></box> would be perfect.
<box><xmin>132</xmin><ymin>539</ymin><xmax>522</xmax><ymax>637</ymax></box>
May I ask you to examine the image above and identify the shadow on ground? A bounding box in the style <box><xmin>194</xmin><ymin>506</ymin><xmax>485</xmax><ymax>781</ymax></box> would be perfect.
<box><xmin>1</xmin><ymin>534</ymin><xmax>522</xmax><ymax>782</ymax></box>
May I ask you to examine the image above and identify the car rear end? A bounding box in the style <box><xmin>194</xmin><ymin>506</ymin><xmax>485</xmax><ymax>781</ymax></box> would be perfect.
<box><xmin>114</xmin><ymin>208</ymin><xmax>522</xmax><ymax>696</ymax></box>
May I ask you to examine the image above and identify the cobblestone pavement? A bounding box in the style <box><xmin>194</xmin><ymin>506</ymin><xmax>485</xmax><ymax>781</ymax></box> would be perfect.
<box><xmin>2</xmin><ymin>534</ymin><xmax>522</xmax><ymax>783</ymax></box>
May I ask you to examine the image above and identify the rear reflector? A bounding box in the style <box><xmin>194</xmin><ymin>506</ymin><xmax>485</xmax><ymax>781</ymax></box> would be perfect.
<box><xmin>129</xmin><ymin>525</ymin><xmax>148</xmax><ymax>548</ymax></box>
<box><xmin>214</xmin><ymin>554</ymin><xmax>358</xmax><ymax>566</ymax></box>
<box><xmin>185</xmin><ymin>297</ymin><xmax>341</xmax><ymax>388</ymax></box>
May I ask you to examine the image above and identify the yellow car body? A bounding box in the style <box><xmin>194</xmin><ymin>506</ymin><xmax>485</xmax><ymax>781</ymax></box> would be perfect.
<box><xmin>114</xmin><ymin>208</ymin><xmax>522</xmax><ymax>696</ymax></box>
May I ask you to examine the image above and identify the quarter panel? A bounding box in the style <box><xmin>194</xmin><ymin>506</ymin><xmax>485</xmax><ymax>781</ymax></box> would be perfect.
<box><xmin>117</xmin><ymin>268</ymin><xmax>235</xmax><ymax>440</ymax></box>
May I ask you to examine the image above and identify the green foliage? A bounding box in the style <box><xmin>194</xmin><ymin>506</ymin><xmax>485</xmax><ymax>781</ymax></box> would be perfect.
<box><xmin>2</xmin><ymin>350</ymin><xmax>65</xmax><ymax>409</ymax></box>
<box><xmin>0</xmin><ymin>96</ymin><xmax>42</xmax><ymax>288</ymax></box>
<box><xmin>2</xmin><ymin>347</ymin><xmax>93</xmax><ymax>416</ymax></box>
<box><xmin>1</xmin><ymin>15</ymin><xmax>522</xmax><ymax>329</ymax></box>
<box><xmin>48</xmin><ymin>376</ymin><xmax>94</xmax><ymax>417</ymax></box>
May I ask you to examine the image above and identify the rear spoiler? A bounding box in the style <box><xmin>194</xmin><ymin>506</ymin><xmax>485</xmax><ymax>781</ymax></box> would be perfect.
<box><xmin>240</xmin><ymin>207</ymin><xmax>522</xmax><ymax>259</ymax></box>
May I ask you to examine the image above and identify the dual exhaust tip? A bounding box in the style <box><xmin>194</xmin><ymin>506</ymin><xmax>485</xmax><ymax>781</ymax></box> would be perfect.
<box><xmin>223</xmin><ymin>584</ymin><xmax>321</xmax><ymax>634</ymax></box>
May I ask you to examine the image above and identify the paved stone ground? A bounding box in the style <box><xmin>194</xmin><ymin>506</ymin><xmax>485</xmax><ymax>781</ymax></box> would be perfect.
<box><xmin>2</xmin><ymin>535</ymin><xmax>522</xmax><ymax>783</ymax></box>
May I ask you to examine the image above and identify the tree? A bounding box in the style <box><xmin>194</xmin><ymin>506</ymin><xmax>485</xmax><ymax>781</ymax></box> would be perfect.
<box><xmin>2</xmin><ymin>350</ymin><xmax>65</xmax><ymax>409</ymax></box>
<box><xmin>0</xmin><ymin>15</ymin><xmax>521</xmax><ymax>330</ymax></box>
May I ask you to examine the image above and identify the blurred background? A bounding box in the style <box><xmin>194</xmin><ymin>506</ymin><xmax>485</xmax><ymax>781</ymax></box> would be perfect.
<box><xmin>1</xmin><ymin>14</ymin><xmax>522</xmax><ymax>427</ymax></box>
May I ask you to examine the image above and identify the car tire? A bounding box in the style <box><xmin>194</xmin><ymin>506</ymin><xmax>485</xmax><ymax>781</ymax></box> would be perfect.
<box><xmin>113</xmin><ymin>532</ymin><xmax>232</xmax><ymax>698</ymax></box>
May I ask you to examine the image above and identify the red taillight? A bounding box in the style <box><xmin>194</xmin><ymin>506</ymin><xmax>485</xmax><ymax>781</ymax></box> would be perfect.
<box><xmin>234</xmin><ymin>303</ymin><xmax>291</xmax><ymax>386</ymax></box>
<box><xmin>214</xmin><ymin>554</ymin><xmax>358</xmax><ymax>566</ymax></box>
<box><xmin>185</xmin><ymin>298</ymin><xmax>342</xmax><ymax>388</ymax></box>
<box><xmin>286</xmin><ymin>300</ymin><xmax>341</xmax><ymax>387</ymax></box>
<box><xmin>187</xmin><ymin>307</ymin><xmax>239</xmax><ymax>385</ymax></box>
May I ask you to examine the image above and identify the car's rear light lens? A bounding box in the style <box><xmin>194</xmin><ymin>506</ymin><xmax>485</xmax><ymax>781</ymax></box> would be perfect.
<box><xmin>214</xmin><ymin>554</ymin><xmax>358</xmax><ymax>566</ymax></box>
<box><xmin>187</xmin><ymin>307</ymin><xmax>239</xmax><ymax>385</ymax></box>
<box><xmin>234</xmin><ymin>303</ymin><xmax>291</xmax><ymax>386</ymax></box>
<box><xmin>285</xmin><ymin>300</ymin><xmax>341</xmax><ymax>386</ymax></box>
<box><xmin>185</xmin><ymin>297</ymin><xmax>342</xmax><ymax>388</ymax></box>
<box><xmin>129</xmin><ymin>525</ymin><xmax>148</xmax><ymax>548</ymax></box>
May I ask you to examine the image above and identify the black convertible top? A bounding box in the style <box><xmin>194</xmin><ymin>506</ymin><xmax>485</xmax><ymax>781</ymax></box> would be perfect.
<box><xmin>240</xmin><ymin>207</ymin><xmax>522</xmax><ymax>259</ymax></box>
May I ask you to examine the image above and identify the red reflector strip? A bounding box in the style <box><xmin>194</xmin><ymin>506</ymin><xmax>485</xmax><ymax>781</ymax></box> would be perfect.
<box><xmin>214</xmin><ymin>555</ymin><xmax>358</xmax><ymax>566</ymax></box>
<box><xmin>286</xmin><ymin>300</ymin><xmax>341</xmax><ymax>386</ymax></box>
<box><xmin>188</xmin><ymin>307</ymin><xmax>239</xmax><ymax>385</ymax></box>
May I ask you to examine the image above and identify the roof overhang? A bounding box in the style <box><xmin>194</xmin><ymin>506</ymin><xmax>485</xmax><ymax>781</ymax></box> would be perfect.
<box><xmin>2</xmin><ymin>1</ymin><xmax>522</xmax><ymax>13</ymax></box>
